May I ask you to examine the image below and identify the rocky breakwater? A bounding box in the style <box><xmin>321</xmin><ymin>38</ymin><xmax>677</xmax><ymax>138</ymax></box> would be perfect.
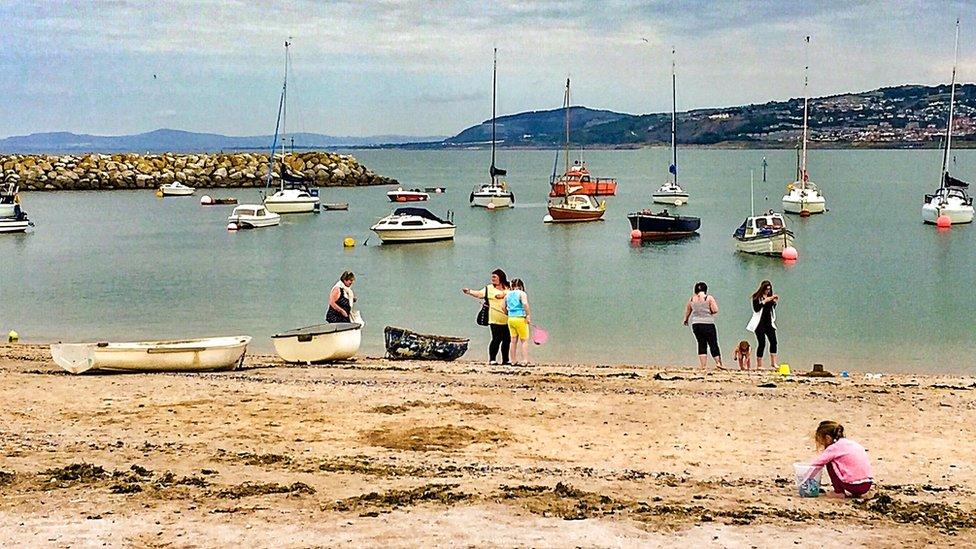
<box><xmin>0</xmin><ymin>152</ymin><xmax>397</xmax><ymax>191</ymax></box>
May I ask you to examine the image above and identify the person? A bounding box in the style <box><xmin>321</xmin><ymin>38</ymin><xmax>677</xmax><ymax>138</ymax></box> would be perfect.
<box><xmin>805</xmin><ymin>420</ymin><xmax>874</xmax><ymax>498</ymax></box>
<box><xmin>733</xmin><ymin>340</ymin><xmax>751</xmax><ymax>371</ymax></box>
<box><xmin>683</xmin><ymin>281</ymin><xmax>724</xmax><ymax>370</ymax></box>
<box><xmin>462</xmin><ymin>269</ymin><xmax>510</xmax><ymax>365</ymax></box>
<box><xmin>749</xmin><ymin>280</ymin><xmax>779</xmax><ymax>370</ymax></box>
<box><xmin>503</xmin><ymin>278</ymin><xmax>531</xmax><ymax>366</ymax></box>
<box><xmin>326</xmin><ymin>271</ymin><xmax>356</xmax><ymax>323</ymax></box>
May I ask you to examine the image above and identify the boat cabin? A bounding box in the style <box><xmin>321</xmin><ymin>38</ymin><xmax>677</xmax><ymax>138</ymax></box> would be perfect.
<box><xmin>925</xmin><ymin>186</ymin><xmax>973</xmax><ymax>206</ymax></box>
<box><xmin>232</xmin><ymin>206</ymin><xmax>270</xmax><ymax>217</ymax></box>
<box><xmin>735</xmin><ymin>213</ymin><xmax>787</xmax><ymax>238</ymax></box>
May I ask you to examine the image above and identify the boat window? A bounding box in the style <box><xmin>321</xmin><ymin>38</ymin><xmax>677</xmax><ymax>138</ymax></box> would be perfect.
<box><xmin>581</xmin><ymin>176</ymin><xmax>590</xmax><ymax>182</ymax></box>
<box><xmin>755</xmin><ymin>218</ymin><xmax>768</xmax><ymax>229</ymax></box>
<box><xmin>402</xmin><ymin>220</ymin><xmax>424</xmax><ymax>226</ymax></box>
<box><xmin>770</xmin><ymin>218</ymin><xmax>784</xmax><ymax>228</ymax></box>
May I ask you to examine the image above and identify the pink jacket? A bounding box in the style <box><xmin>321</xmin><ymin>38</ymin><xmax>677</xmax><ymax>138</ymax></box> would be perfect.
<box><xmin>809</xmin><ymin>438</ymin><xmax>873</xmax><ymax>484</ymax></box>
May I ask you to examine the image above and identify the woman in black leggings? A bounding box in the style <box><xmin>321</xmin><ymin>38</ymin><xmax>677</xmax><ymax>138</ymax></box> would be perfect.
<box><xmin>682</xmin><ymin>281</ymin><xmax>724</xmax><ymax>371</ymax></box>
<box><xmin>750</xmin><ymin>280</ymin><xmax>779</xmax><ymax>370</ymax></box>
<box><xmin>462</xmin><ymin>269</ymin><xmax>511</xmax><ymax>365</ymax></box>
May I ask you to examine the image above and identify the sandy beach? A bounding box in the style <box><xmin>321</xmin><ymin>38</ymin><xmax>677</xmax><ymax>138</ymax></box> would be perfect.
<box><xmin>1</xmin><ymin>342</ymin><xmax>975</xmax><ymax>547</ymax></box>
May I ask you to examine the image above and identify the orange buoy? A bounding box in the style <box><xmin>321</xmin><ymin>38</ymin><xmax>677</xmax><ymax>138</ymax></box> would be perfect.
<box><xmin>936</xmin><ymin>215</ymin><xmax>952</xmax><ymax>228</ymax></box>
<box><xmin>782</xmin><ymin>246</ymin><xmax>798</xmax><ymax>261</ymax></box>
<box><xmin>630</xmin><ymin>229</ymin><xmax>642</xmax><ymax>239</ymax></box>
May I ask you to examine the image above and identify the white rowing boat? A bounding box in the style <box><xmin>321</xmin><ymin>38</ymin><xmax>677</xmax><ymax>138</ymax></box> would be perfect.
<box><xmin>272</xmin><ymin>323</ymin><xmax>362</xmax><ymax>364</ymax></box>
<box><xmin>50</xmin><ymin>336</ymin><xmax>251</xmax><ymax>374</ymax></box>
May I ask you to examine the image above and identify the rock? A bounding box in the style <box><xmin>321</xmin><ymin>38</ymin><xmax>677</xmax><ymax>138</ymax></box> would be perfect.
<box><xmin>213</xmin><ymin>167</ymin><xmax>228</xmax><ymax>179</ymax></box>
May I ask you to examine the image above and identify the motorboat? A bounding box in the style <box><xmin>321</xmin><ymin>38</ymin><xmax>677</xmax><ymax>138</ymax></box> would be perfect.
<box><xmin>471</xmin><ymin>48</ymin><xmax>515</xmax><ymax>210</ymax></box>
<box><xmin>782</xmin><ymin>36</ymin><xmax>826</xmax><ymax>215</ymax></box>
<box><xmin>549</xmin><ymin>162</ymin><xmax>617</xmax><ymax>197</ymax></box>
<box><xmin>652</xmin><ymin>49</ymin><xmax>689</xmax><ymax>206</ymax></box>
<box><xmin>0</xmin><ymin>212</ymin><xmax>32</xmax><ymax>233</ymax></box>
<box><xmin>384</xmin><ymin>326</ymin><xmax>469</xmax><ymax>361</ymax></box>
<box><xmin>370</xmin><ymin>207</ymin><xmax>455</xmax><ymax>243</ymax></box>
<box><xmin>272</xmin><ymin>323</ymin><xmax>362</xmax><ymax>363</ymax></box>
<box><xmin>546</xmin><ymin>194</ymin><xmax>606</xmax><ymax>223</ymax></box>
<box><xmin>922</xmin><ymin>20</ymin><xmax>974</xmax><ymax>225</ymax></box>
<box><xmin>158</xmin><ymin>182</ymin><xmax>196</xmax><ymax>196</ymax></box>
<box><xmin>264</xmin><ymin>185</ymin><xmax>320</xmax><ymax>213</ymax></box>
<box><xmin>50</xmin><ymin>336</ymin><xmax>252</xmax><ymax>374</ymax></box>
<box><xmin>923</xmin><ymin>178</ymin><xmax>974</xmax><ymax>224</ymax></box>
<box><xmin>387</xmin><ymin>187</ymin><xmax>430</xmax><ymax>202</ymax></box>
<box><xmin>227</xmin><ymin>204</ymin><xmax>281</xmax><ymax>229</ymax></box>
<box><xmin>734</xmin><ymin>212</ymin><xmax>795</xmax><ymax>255</ymax></box>
<box><xmin>627</xmin><ymin>209</ymin><xmax>700</xmax><ymax>239</ymax></box>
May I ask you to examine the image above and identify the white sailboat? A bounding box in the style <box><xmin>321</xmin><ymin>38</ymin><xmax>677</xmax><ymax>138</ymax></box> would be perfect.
<box><xmin>470</xmin><ymin>48</ymin><xmax>515</xmax><ymax>209</ymax></box>
<box><xmin>923</xmin><ymin>19</ymin><xmax>974</xmax><ymax>225</ymax></box>
<box><xmin>782</xmin><ymin>36</ymin><xmax>826</xmax><ymax>215</ymax></box>
<box><xmin>652</xmin><ymin>48</ymin><xmax>690</xmax><ymax>206</ymax></box>
<box><xmin>736</xmin><ymin>172</ymin><xmax>795</xmax><ymax>256</ymax></box>
<box><xmin>263</xmin><ymin>41</ymin><xmax>320</xmax><ymax>214</ymax></box>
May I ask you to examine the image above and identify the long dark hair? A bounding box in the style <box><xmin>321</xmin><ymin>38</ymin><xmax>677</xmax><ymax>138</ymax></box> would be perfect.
<box><xmin>491</xmin><ymin>268</ymin><xmax>509</xmax><ymax>289</ymax></box>
<box><xmin>751</xmin><ymin>280</ymin><xmax>772</xmax><ymax>301</ymax></box>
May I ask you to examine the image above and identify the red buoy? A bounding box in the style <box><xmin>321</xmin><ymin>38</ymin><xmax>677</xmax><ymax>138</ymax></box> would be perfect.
<box><xmin>782</xmin><ymin>246</ymin><xmax>798</xmax><ymax>261</ymax></box>
<box><xmin>630</xmin><ymin>229</ymin><xmax>642</xmax><ymax>240</ymax></box>
<box><xmin>936</xmin><ymin>215</ymin><xmax>952</xmax><ymax>228</ymax></box>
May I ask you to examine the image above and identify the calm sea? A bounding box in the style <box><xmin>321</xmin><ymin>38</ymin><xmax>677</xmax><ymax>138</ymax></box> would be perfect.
<box><xmin>1</xmin><ymin>148</ymin><xmax>973</xmax><ymax>374</ymax></box>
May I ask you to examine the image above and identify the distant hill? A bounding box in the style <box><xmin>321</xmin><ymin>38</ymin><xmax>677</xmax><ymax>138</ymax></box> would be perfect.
<box><xmin>441</xmin><ymin>84</ymin><xmax>976</xmax><ymax>148</ymax></box>
<box><xmin>0</xmin><ymin>129</ymin><xmax>447</xmax><ymax>153</ymax></box>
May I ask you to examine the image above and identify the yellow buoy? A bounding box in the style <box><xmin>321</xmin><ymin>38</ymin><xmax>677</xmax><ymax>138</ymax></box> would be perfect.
<box><xmin>7</xmin><ymin>330</ymin><xmax>19</xmax><ymax>343</ymax></box>
<box><xmin>343</xmin><ymin>237</ymin><xmax>355</xmax><ymax>248</ymax></box>
<box><xmin>155</xmin><ymin>190</ymin><xmax>164</xmax><ymax>198</ymax></box>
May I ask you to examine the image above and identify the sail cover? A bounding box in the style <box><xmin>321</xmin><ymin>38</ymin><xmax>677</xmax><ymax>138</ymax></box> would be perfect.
<box><xmin>490</xmin><ymin>165</ymin><xmax>507</xmax><ymax>177</ymax></box>
<box><xmin>945</xmin><ymin>173</ymin><xmax>970</xmax><ymax>188</ymax></box>
<box><xmin>281</xmin><ymin>168</ymin><xmax>308</xmax><ymax>183</ymax></box>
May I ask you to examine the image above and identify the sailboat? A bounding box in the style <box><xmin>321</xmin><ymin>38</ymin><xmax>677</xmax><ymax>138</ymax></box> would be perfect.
<box><xmin>263</xmin><ymin>41</ymin><xmax>320</xmax><ymax>214</ymax></box>
<box><xmin>652</xmin><ymin>48</ymin><xmax>689</xmax><ymax>206</ymax></box>
<box><xmin>736</xmin><ymin>172</ymin><xmax>795</xmax><ymax>255</ymax></box>
<box><xmin>546</xmin><ymin>79</ymin><xmax>606</xmax><ymax>223</ymax></box>
<box><xmin>470</xmin><ymin>48</ymin><xmax>515</xmax><ymax>209</ymax></box>
<box><xmin>923</xmin><ymin>19</ymin><xmax>974</xmax><ymax>225</ymax></box>
<box><xmin>782</xmin><ymin>36</ymin><xmax>826</xmax><ymax>216</ymax></box>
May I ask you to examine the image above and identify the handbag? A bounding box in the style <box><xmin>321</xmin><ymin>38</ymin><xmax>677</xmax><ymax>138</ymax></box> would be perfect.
<box><xmin>476</xmin><ymin>286</ymin><xmax>490</xmax><ymax>326</ymax></box>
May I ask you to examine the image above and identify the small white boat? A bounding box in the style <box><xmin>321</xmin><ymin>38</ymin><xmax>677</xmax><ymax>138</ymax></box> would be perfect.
<box><xmin>50</xmin><ymin>336</ymin><xmax>252</xmax><ymax>374</ymax></box>
<box><xmin>782</xmin><ymin>36</ymin><xmax>826</xmax><ymax>215</ymax></box>
<box><xmin>922</xmin><ymin>20</ymin><xmax>974</xmax><ymax>226</ymax></box>
<box><xmin>159</xmin><ymin>182</ymin><xmax>196</xmax><ymax>196</ymax></box>
<box><xmin>470</xmin><ymin>49</ymin><xmax>515</xmax><ymax>210</ymax></box>
<box><xmin>387</xmin><ymin>187</ymin><xmax>430</xmax><ymax>202</ymax></box>
<box><xmin>0</xmin><ymin>216</ymin><xmax>31</xmax><ymax>233</ymax></box>
<box><xmin>652</xmin><ymin>182</ymin><xmax>689</xmax><ymax>205</ymax></box>
<box><xmin>0</xmin><ymin>182</ymin><xmax>19</xmax><ymax>218</ymax></box>
<box><xmin>734</xmin><ymin>212</ymin><xmax>795</xmax><ymax>255</ymax></box>
<box><xmin>370</xmin><ymin>207</ymin><xmax>455</xmax><ymax>243</ymax></box>
<box><xmin>272</xmin><ymin>323</ymin><xmax>362</xmax><ymax>363</ymax></box>
<box><xmin>227</xmin><ymin>204</ymin><xmax>281</xmax><ymax>229</ymax></box>
<box><xmin>264</xmin><ymin>187</ymin><xmax>320</xmax><ymax>214</ymax></box>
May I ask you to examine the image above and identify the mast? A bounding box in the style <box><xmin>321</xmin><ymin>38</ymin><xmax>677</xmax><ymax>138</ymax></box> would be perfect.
<box><xmin>280</xmin><ymin>40</ymin><xmax>290</xmax><ymax>192</ymax></box>
<box><xmin>941</xmin><ymin>19</ymin><xmax>960</xmax><ymax>188</ymax></box>
<box><xmin>800</xmin><ymin>36</ymin><xmax>809</xmax><ymax>190</ymax></box>
<box><xmin>564</xmin><ymin>78</ymin><xmax>571</xmax><ymax>178</ymax></box>
<box><xmin>670</xmin><ymin>47</ymin><xmax>677</xmax><ymax>186</ymax></box>
<box><xmin>490</xmin><ymin>47</ymin><xmax>497</xmax><ymax>186</ymax></box>
<box><xmin>750</xmin><ymin>170</ymin><xmax>755</xmax><ymax>217</ymax></box>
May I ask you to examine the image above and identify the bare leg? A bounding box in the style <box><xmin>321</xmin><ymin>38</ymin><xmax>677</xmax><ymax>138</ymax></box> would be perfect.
<box><xmin>771</xmin><ymin>353</ymin><xmax>778</xmax><ymax>369</ymax></box>
<box><xmin>521</xmin><ymin>338</ymin><xmax>530</xmax><ymax>365</ymax></box>
<box><xmin>713</xmin><ymin>356</ymin><xmax>725</xmax><ymax>370</ymax></box>
<box><xmin>509</xmin><ymin>340</ymin><xmax>518</xmax><ymax>365</ymax></box>
<box><xmin>698</xmin><ymin>354</ymin><xmax>707</xmax><ymax>369</ymax></box>
<box><xmin>756</xmin><ymin>356</ymin><xmax>764</xmax><ymax>370</ymax></box>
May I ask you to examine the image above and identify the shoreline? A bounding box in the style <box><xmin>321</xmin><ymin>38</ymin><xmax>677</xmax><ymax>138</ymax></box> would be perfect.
<box><xmin>2</xmin><ymin>343</ymin><xmax>975</xmax><ymax>545</ymax></box>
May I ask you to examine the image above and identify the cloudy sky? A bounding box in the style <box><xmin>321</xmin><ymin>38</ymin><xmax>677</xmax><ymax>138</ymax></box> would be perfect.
<box><xmin>1</xmin><ymin>0</ymin><xmax>973</xmax><ymax>137</ymax></box>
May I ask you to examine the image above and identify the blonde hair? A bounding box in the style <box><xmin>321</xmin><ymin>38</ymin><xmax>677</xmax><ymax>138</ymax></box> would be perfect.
<box><xmin>815</xmin><ymin>420</ymin><xmax>845</xmax><ymax>449</ymax></box>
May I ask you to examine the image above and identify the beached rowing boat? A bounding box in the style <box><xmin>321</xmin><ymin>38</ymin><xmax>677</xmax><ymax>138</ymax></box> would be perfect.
<box><xmin>272</xmin><ymin>323</ymin><xmax>361</xmax><ymax>363</ymax></box>
<box><xmin>384</xmin><ymin>326</ymin><xmax>469</xmax><ymax>361</ymax></box>
<box><xmin>50</xmin><ymin>336</ymin><xmax>251</xmax><ymax>374</ymax></box>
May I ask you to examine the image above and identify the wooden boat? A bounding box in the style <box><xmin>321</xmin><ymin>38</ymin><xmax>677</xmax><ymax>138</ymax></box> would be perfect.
<box><xmin>627</xmin><ymin>209</ymin><xmax>700</xmax><ymax>239</ymax></box>
<box><xmin>272</xmin><ymin>323</ymin><xmax>361</xmax><ymax>363</ymax></box>
<box><xmin>50</xmin><ymin>336</ymin><xmax>251</xmax><ymax>374</ymax></box>
<box><xmin>549</xmin><ymin>163</ymin><xmax>617</xmax><ymax>197</ymax></box>
<box><xmin>384</xmin><ymin>326</ymin><xmax>469</xmax><ymax>361</ymax></box>
<box><xmin>322</xmin><ymin>202</ymin><xmax>349</xmax><ymax>211</ymax></box>
<box><xmin>387</xmin><ymin>188</ymin><xmax>430</xmax><ymax>202</ymax></box>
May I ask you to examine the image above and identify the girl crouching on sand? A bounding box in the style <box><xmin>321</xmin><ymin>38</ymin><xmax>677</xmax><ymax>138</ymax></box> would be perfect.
<box><xmin>806</xmin><ymin>421</ymin><xmax>874</xmax><ymax>498</ymax></box>
<box><xmin>733</xmin><ymin>340</ymin><xmax>751</xmax><ymax>371</ymax></box>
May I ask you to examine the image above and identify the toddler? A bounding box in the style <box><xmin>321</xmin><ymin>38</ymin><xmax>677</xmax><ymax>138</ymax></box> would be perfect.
<box><xmin>733</xmin><ymin>340</ymin><xmax>751</xmax><ymax>371</ymax></box>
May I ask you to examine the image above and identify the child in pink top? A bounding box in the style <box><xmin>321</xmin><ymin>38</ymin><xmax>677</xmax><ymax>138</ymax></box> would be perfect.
<box><xmin>808</xmin><ymin>420</ymin><xmax>874</xmax><ymax>498</ymax></box>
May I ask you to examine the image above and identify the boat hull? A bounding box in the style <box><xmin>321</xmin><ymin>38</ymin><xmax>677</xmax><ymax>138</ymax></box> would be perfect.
<box><xmin>272</xmin><ymin>323</ymin><xmax>362</xmax><ymax>363</ymax></box>
<box><xmin>387</xmin><ymin>193</ymin><xmax>429</xmax><ymax>202</ymax></box>
<box><xmin>384</xmin><ymin>326</ymin><xmax>469</xmax><ymax>361</ymax></box>
<box><xmin>922</xmin><ymin>202</ymin><xmax>974</xmax><ymax>224</ymax></box>
<box><xmin>322</xmin><ymin>203</ymin><xmax>349</xmax><ymax>210</ymax></box>
<box><xmin>160</xmin><ymin>186</ymin><xmax>196</xmax><ymax>196</ymax></box>
<box><xmin>0</xmin><ymin>219</ymin><xmax>30</xmax><ymax>233</ymax></box>
<box><xmin>782</xmin><ymin>190</ymin><xmax>826</xmax><ymax>214</ymax></box>
<box><xmin>50</xmin><ymin>336</ymin><xmax>251</xmax><ymax>374</ymax></box>
<box><xmin>734</xmin><ymin>231</ymin><xmax>795</xmax><ymax>256</ymax></box>
<box><xmin>628</xmin><ymin>212</ymin><xmax>700</xmax><ymax>239</ymax></box>
<box><xmin>546</xmin><ymin>206</ymin><xmax>605</xmax><ymax>223</ymax></box>
<box><xmin>229</xmin><ymin>215</ymin><xmax>280</xmax><ymax>228</ymax></box>
<box><xmin>371</xmin><ymin>227</ymin><xmax>456</xmax><ymax>243</ymax></box>
<box><xmin>652</xmin><ymin>192</ymin><xmax>690</xmax><ymax>205</ymax></box>
<box><xmin>470</xmin><ymin>193</ymin><xmax>514</xmax><ymax>208</ymax></box>
<box><xmin>264</xmin><ymin>198</ymin><xmax>318</xmax><ymax>214</ymax></box>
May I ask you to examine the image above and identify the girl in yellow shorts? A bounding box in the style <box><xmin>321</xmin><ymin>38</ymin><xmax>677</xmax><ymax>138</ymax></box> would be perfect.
<box><xmin>504</xmin><ymin>279</ymin><xmax>531</xmax><ymax>366</ymax></box>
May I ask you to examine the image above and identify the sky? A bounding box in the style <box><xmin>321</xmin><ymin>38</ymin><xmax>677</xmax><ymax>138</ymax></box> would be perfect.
<box><xmin>1</xmin><ymin>0</ymin><xmax>975</xmax><ymax>138</ymax></box>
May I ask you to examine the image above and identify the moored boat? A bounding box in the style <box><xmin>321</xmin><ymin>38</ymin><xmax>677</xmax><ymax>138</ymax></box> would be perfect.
<box><xmin>0</xmin><ymin>182</ymin><xmax>19</xmax><ymax>218</ymax></box>
<box><xmin>384</xmin><ymin>326</ymin><xmax>469</xmax><ymax>361</ymax></box>
<box><xmin>322</xmin><ymin>202</ymin><xmax>349</xmax><ymax>211</ymax></box>
<box><xmin>549</xmin><ymin>162</ymin><xmax>617</xmax><ymax>197</ymax></box>
<box><xmin>627</xmin><ymin>209</ymin><xmax>700</xmax><ymax>239</ymax></box>
<box><xmin>272</xmin><ymin>323</ymin><xmax>362</xmax><ymax>363</ymax></box>
<box><xmin>227</xmin><ymin>204</ymin><xmax>281</xmax><ymax>229</ymax></box>
<box><xmin>734</xmin><ymin>212</ymin><xmax>795</xmax><ymax>255</ymax></box>
<box><xmin>370</xmin><ymin>207</ymin><xmax>455</xmax><ymax>243</ymax></box>
<box><xmin>471</xmin><ymin>48</ymin><xmax>515</xmax><ymax>209</ymax></box>
<box><xmin>782</xmin><ymin>36</ymin><xmax>827</xmax><ymax>215</ymax></box>
<box><xmin>0</xmin><ymin>214</ymin><xmax>32</xmax><ymax>233</ymax></box>
<box><xmin>158</xmin><ymin>182</ymin><xmax>196</xmax><ymax>196</ymax></box>
<box><xmin>50</xmin><ymin>336</ymin><xmax>252</xmax><ymax>374</ymax></box>
<box><xmin>387</xmin><ymin>187</ymin><xmax>430</xmax><ymax>202</ymax></box>
<box><xmin>546</xmin><ymin>194</ymin><xmax>606</xmax><ymax>223</ymax></box>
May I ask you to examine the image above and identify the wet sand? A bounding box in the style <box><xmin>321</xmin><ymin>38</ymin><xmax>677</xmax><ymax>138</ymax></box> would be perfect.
<box><xmin>1</xmin><ymin>343</ymin><xmax>975</xmax><ymax>547</ymax></box>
